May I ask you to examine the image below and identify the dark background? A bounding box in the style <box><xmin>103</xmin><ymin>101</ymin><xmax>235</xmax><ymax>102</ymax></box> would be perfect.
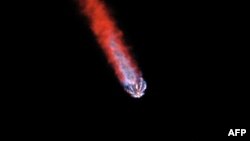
<box><xmin>6</xmin><ymin>0</ymin><xmax>248</xmax><ymax>140</ymax></box>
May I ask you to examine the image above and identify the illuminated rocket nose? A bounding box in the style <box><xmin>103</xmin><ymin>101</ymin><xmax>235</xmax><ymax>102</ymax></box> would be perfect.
<box><xmin>124</xmin><ymin>78</ymin><xmax>147</xmax><ymax>98</ymax></box>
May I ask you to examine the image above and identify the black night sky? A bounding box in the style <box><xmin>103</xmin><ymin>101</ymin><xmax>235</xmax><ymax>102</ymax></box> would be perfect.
<box><xmin>7</xmin><ymin>0</ymin><xmax>248</xmax><ymax>140</ymax></box>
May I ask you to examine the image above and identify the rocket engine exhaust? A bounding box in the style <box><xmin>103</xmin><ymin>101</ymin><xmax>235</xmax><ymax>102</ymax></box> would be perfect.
<box><xmin>79</xmin><ymin>0</ymin><xmax>147</xmax><ymax>98</ymax></box>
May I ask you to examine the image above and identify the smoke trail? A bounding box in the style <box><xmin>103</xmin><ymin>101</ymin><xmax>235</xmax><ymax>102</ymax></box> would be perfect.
<box><xmin>79</xmin><ymin>0</ymin><xmax>146</xmax><ymax>98</ymax></box>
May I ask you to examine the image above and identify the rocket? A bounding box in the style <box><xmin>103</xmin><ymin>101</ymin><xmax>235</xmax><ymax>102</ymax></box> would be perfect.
<box><xmin>124</xmin><ymin>77</ymin><xmax>147</xmax><ymax>98</ymax></box>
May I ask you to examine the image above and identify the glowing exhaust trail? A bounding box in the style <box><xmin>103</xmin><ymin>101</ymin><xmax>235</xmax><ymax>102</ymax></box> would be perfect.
<box><xmin>79</xmin><ymin>0</ymin><xmax>146</xmax><ymax>98</ymax></box>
